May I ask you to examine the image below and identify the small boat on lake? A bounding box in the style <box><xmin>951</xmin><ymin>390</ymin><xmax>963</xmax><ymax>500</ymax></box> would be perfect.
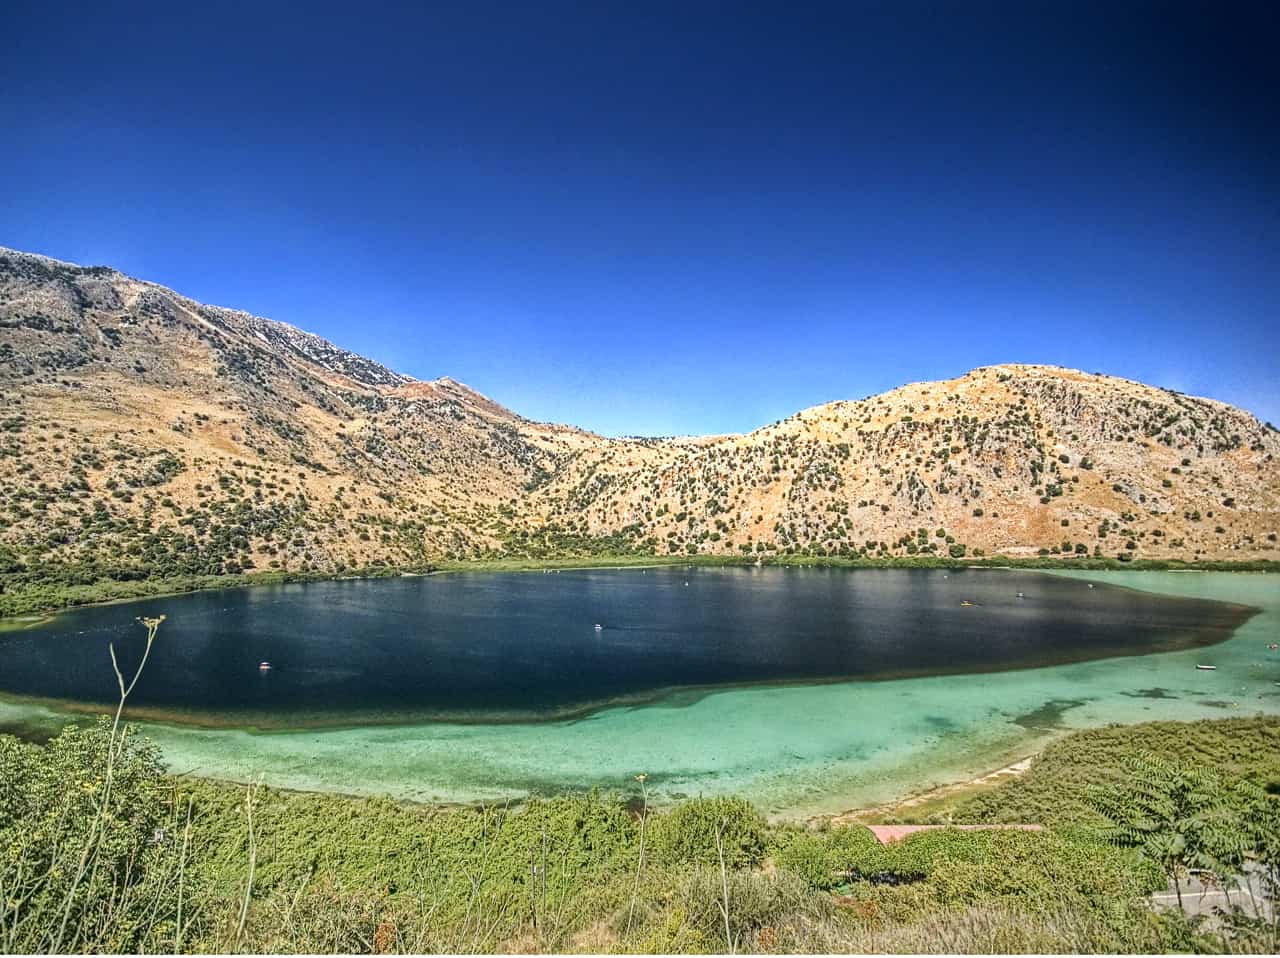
<box><xmin>960</xmin><ymin>600</ymin><xmax>975</xmax><ymax>607</ymax></box>
<box><xmin>258</xmin><ymin>661</ymin><xmax>272</xmax><ymax>671</ymax></box>
<box><xmin>594</xmin><ymin>623</ymin><xmax>603</xmax><ymax>632</ymax></box>
<box><xmin>1196</xmin><ymin>664</ymin><xmax>1217</xmax><ymax>671</ymax></box>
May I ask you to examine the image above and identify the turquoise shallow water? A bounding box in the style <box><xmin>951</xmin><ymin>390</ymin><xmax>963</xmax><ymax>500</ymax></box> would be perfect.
<box><xmin>2</xmin><ymin>570</ymin><xmax>1277</xmax><ymax>817</ymax></box>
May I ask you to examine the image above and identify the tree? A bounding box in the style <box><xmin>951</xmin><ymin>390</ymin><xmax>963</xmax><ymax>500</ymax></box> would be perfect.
<box><xmin>1230</xmin><ymin>779</ymin><xmax>1280</xmax><ymax>932</ymax></box>
<box><xmin>1088</xmin><ymin>756</ymin><xmax>1252</xmax><ymax>907</ymax></box>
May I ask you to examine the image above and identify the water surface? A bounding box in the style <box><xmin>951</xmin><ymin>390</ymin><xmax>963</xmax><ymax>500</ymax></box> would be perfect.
<box><xmin>0</xmin><ymin>567</ymin><xmax>1251</xmax><ymax>726</ymax></box>
<box><xmin>1</xmin><ymin>569</ymin><xmax>1275</xmax><ymax>817</ymax></box>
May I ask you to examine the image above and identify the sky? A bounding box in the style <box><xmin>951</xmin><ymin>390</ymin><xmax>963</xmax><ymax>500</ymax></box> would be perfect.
<box><xmin>2</xmin><ymin>1</ymin><xmax>1277</xmax><ymax>436</ymax></box>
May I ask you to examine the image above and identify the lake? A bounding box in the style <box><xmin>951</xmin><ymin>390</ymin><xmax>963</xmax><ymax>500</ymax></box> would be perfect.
<box><xmin>0</xmin><ymin>567</ymin><xmax>1255</xmax><ymax>727</ymax></box>
<box><xmin>2</xmin><ymin>568</ymin><xmax>1276</xmax><ymax>816</ymax></box>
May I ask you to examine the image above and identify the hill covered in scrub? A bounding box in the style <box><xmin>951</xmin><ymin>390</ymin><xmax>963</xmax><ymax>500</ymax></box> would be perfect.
<box><xmin>1</xmin><ymin>246</ymin><xmax>1277</xmax><ymax>595</ymax></box>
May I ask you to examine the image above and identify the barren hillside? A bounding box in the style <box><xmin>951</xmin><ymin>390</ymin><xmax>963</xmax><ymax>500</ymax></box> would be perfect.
<box><xmin>1</xmin><ymin>247</ymin><xmax>1276</xmax><ymax>584</ymax></box>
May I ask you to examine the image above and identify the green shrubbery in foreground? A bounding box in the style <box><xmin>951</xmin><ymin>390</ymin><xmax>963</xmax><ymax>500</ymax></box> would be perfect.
<box><xmin>942</xmin><ymin>716</ymin><xmax>1280</xmax><ymax>827</ymax></box>
<box><xmin>2</xmin><ymin>715</ymin><xmax>1279</xmax><ymax>953</ymax></box>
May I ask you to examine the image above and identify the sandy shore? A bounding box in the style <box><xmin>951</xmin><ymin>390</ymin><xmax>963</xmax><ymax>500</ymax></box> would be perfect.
<box><xmin>828</xmin><ymin>756</ymin><xmax>1035</xmax><ymax>824</ymax></box>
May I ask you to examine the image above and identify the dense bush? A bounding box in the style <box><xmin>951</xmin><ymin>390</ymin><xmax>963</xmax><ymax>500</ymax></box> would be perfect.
<box><xmin>774</xmin><ymin>824</ymin><xmax>881</xmax><ymax>889</ymax></box>
<box><xmin>774</xmin><ymin>824</ymin><xmax>1160</xmax><ymax>900</ymax></box>
<box><xmin>951</xmin><ymin>717</ymin><xmax>1280</xmax><ymax>826</ymax></box>
<box><xmin>0</xmin><ymin>720</ymin><xmax>189</xmax><ymax>952</ymax></box>
<box><xmin>924</xmin><ymin>831</ymin><xmax>1163</xmax><ymax>905</ymax></box>
<box><xmin>671</xmin><ymin>866</ymin><xmax>820</xmax><ymax>952</ymax></box>
<box><xmin>649</xmin><ymin>796</ymin><xmax>769</xmax><ymax>867</ymax></box>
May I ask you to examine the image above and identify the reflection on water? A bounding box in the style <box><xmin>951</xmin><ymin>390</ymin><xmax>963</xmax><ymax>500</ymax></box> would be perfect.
<box><xmin>0</xmin><ymin>567</ymin><xmax>1254</xmax><ymax>727</ymax></box>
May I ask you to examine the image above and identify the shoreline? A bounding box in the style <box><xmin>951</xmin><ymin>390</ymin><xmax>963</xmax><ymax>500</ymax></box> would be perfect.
<box><xmin>0</xmin><ymin>611</ymin><xmax>1248</xmax><ymax>733</ymax></box>
<box><xmin>191</xmin><ymin>746</ymin><xmax>1053</xmax><ymax>822</ymax></box>
<box><xmin>161</xmin><ymin>747</ymin><xmax>1052</xmax><ymax>822</ymax></box>
<box><xmin>0</xmin><ymin>572</ymin><xmax>1258</xmax><ymax>733</ymax></box>
<box><xmin>825</xmin><ymin>754</ymin><xmax>1041</xmax><ymax>826</ymax></box>
<box><xmin>3</xmin><ymin>567</ymin><xmax>1275</xmax><ymax>818</ymax></box>
<box><xmin>0</xmin><ymin>675</ymin><xmax>1053</xmax><ymax>820</ymax></box>
<box><xmin>3</xmin><ymin>553</ymin><xmax>1275</xmax><ymax>624</ymax></box>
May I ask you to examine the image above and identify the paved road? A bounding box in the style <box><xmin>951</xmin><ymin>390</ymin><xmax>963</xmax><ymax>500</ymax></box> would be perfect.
<box><xmin>1150</xmin><ymin>866</ymin><xmax>1274</xmax><ymax>921</ymax></box>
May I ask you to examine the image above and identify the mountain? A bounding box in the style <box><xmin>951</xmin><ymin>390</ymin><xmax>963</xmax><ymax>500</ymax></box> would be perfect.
<box><xmin>1</xmin><ymin>246</ymin><xmax>1277</xmax><ymax>587</ymax></box>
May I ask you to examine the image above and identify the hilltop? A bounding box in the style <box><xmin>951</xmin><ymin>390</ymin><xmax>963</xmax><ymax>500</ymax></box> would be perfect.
<box><xmin>1</xmin><ymin>247</ymin><xmax>1277</xmax><ymax>596</ymax></box>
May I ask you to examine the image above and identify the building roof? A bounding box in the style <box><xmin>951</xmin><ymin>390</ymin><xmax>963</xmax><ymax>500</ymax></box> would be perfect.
<box><xmin>867</xmin><ymin>824</ymin><xmax>1043</xmax><ymax>844</ymax></box>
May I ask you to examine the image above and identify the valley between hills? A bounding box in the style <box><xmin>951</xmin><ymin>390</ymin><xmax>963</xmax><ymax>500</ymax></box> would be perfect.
<box><xmin>1</xmin><ymin>246</ymin><xmax>1277</xmax><ymax>614</ymax></box>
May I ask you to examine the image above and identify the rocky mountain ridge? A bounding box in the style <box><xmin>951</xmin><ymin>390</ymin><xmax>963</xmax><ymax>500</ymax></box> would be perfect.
<box><xmin>1</xmin><ymin>247</ymin><xmax>1277</xmax><ymax>583</ymax></box>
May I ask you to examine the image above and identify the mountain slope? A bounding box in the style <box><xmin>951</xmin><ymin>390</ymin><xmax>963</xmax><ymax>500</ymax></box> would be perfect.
<box><xmin>1</xmin><ymin>247</ymin><xmax>1277</xmax><ymax>588</ymax></box>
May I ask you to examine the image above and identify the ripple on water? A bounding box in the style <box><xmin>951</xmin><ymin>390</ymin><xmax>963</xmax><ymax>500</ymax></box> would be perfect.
<box><xmin>1</xmin><ymin>569</ymin><xmax>1277</xmax><ymax>815</ymax></box>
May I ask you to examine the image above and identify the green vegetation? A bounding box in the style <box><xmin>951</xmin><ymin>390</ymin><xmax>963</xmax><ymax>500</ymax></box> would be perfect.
<box><xmin>7</xmin><ymin>719</ymin><xmax>1275</xmax><ymax>954</ymax></box>
<box><xmin>1090</xmin><ymin>755</ymin><xmax>1263</xmax><ymax>908</ymax></box>
<box><xmin>938</xmin><ymin>718</ymin><xmax>1280</xmax><ymax>827</ymax></box>
<box><xmin>3</xmin><ymin>718</ymin><xmax>1277</xmax><ymax>953</ymax></box>
<box><xmin>0</xmin><ymin>562</ymin><xmax>435</xmax><ymax>619</ymax></box>
<box><xmin>2</xmin><ymin>620</ymin><xmax>1277</xmax><ymax>954</ymax></box>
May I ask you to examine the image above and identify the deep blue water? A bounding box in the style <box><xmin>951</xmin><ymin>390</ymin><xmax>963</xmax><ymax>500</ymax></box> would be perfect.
<box><xmin>0</xmin><ymin>567</ymin><xmax>1253</xmax><ymax>725</ymax></box>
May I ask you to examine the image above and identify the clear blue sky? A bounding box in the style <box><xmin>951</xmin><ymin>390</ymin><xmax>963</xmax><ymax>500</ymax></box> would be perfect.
<box><xmin>2</xmin><ymin>1</ymin><xmax>1276</xmax><ymax>436</ymax></box>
